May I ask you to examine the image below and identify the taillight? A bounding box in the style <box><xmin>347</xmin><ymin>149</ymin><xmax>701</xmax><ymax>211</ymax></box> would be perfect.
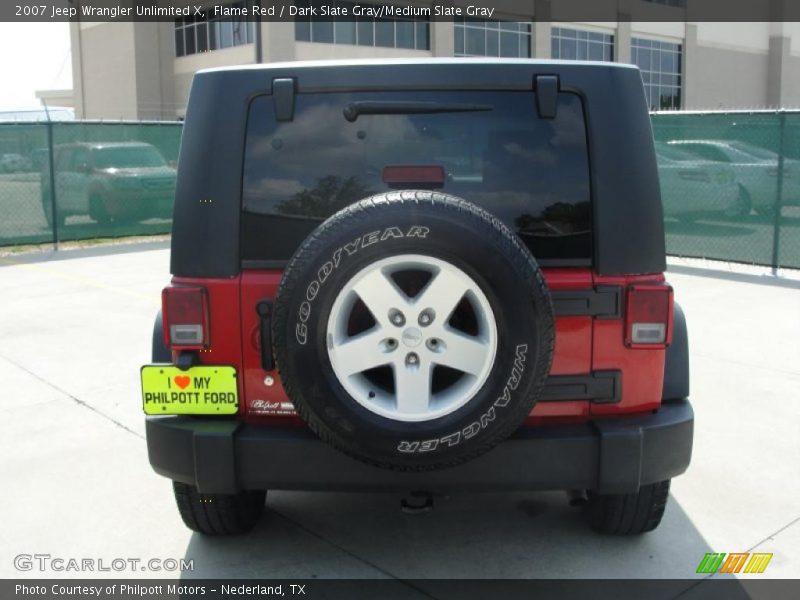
<box><xmin>625</xmin><ymin>285</ymin><xmax>673</xmax><ymax>348</ymax></box>
<box><xmin>162</xmin><ymin>286</ymin><xmax>209</xmax><ymax>350</ymax></box>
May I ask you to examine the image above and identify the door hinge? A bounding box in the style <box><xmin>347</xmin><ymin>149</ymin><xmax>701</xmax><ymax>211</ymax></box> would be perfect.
<box><xmin>541</xmin><ymin>371</ymin><xmax>622</xmax><ymax>404</ymax></box>
<box><xmin>272</xmin><ymin>78</ymin><xmax>296</xmax><ymax>122</ymax></box>
<box><xmin>534</xmin><ymin>74</ymin><xmax>559</xmax><ymax>119</ymax></box>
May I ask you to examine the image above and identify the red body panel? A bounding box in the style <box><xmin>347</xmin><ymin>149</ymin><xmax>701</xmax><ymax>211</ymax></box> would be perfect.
<box><xmin>529</xmin><ymin>268</ymin><xmax>594</xmax><ymax>420</ymax></box>
<box><xmin>239</xmin><ymin>271</ymin><xmax>291</xmax><ymax>419</ymax></box>
<box><xmin>170</xmin><ymin>267</ymin><xmax>671</xmax><ymax>426</ymax></box>
<box><xmin>170</xmin><ymin>276</ymin><xmax>245</xmax><ymax>399</ymax></box>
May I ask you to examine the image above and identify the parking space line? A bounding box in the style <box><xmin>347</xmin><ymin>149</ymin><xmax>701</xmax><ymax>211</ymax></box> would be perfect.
<box><xmin>0</xmin><ymin>352</ymin><xmax>144</xmax><ymax>440</ymax></box>
<box><xmin>680</xmin><ymin>515</ymin><xmax>800</xmax><ymax>595</ymax></box>
<box><xmin>269</xmin><ymin>507</ymin><xmax>438</xmax><ymax>598</ymax></box>
<box><xmin>0</xmin><ymin>256</ymin><xmax>159</xmax><ymax>304</ymax></box>
<box><xmin>745</xmin><ymin>515</ymin><xmax>800</xmax><ymax>554</ymax></box>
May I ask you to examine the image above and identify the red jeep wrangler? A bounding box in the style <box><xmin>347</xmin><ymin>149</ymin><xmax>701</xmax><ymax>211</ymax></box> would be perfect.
<box><xmin>142</xmin><ymin>59</ymin><xmax>693</xmax><ymax>536</ymax></box>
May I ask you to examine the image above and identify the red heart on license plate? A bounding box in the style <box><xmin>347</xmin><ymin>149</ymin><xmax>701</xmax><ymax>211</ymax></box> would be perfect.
<box><xmin>174</xmin><ymin>375</ymin><xmax>190</xmax><ymax>389</ymax></box>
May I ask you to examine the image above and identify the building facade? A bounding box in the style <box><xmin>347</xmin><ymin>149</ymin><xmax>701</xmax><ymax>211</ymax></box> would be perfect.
<box><xmin>69</xmin><ymin>1</ymin><xmax>800</xmax><ymax>120</ymax></box>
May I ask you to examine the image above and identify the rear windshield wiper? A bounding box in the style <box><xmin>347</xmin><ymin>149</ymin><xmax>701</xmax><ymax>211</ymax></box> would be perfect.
<box><xmin>343</xmin><ymin>101</ymin><xmax>493</xmax><ymax>122</ymax></box>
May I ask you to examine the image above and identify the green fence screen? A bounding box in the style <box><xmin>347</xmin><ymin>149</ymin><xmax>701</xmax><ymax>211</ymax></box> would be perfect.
<box><xmin>0</xmin><ymin>121</ymin><xmax>181</xmax><ymax>246</ymax></box>
<box><xmin>652</xmin><ymin>110</ymin><xmax>800</xmax><ymax>269</ymax></box>
<box><xmin>0</xmin><ymin>113</ymin><xmax>798</xmax><ymax>269</ymax></box>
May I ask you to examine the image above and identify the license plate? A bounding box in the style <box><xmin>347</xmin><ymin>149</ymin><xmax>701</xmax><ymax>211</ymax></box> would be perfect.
<box><xmin>141</xmin><ymin>365</ymin><xmax>238</xmax><ymax>415</ymax></box>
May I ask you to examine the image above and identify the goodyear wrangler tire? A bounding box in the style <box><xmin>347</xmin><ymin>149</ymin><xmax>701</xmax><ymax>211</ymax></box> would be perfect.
<box><xmin>272</xmin><ymin>191</ymin><xmax>554</xmax><ymax>471</ymax></box>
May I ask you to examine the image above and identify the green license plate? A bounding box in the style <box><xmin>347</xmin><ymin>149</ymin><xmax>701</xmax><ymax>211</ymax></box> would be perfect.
<box><xmin>141</xmin><ymin>365</ymin><xmax>238</xmax><ymax>415</ymax></box>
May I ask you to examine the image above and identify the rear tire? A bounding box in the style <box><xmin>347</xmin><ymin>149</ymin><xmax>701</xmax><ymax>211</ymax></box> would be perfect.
<box><xmin>90</xmin><ymin>194</ymin><xmax>112</xmax><ymax>225</ymax></box>
<box><xmin>173</xmin><ymin>481</ymin><xmax>265</xmax><ymax>535</ymax></box>
<box><xmin>42</xmin><ymin>195</ymin><xmax>66</xmax><ymax>229</ymax></box>
<box><xmin>730</xmin><ymin>185</ymin><xmax>752</xmax><ymax>218</ymax></box>
<box><xmin>583</xmin><ymin>480</ymin><xmax>670</xmax><ymax>535</ymax></box>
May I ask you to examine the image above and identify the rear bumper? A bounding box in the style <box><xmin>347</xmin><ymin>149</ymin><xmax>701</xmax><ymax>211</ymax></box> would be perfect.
<box><xmin>146</xmin><ymin>399</ymin><xmax>693</xmax><ymax>495</ymax></box>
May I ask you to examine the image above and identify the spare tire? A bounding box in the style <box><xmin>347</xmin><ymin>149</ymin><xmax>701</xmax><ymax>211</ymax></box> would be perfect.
<box><xmin>272</xmin><ymin>191</ymin><xmax>554</xmax><ymax>471</ymax></box>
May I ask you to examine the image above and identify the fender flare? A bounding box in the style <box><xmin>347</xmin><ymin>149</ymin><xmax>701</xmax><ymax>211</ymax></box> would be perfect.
<box><xmin>152</xmin><ymin>311</ymin><xmax>172</xmax><ymax>363</ymax></box>
<box><xmin>662</xmin><ymin>302</ymin><xmax>689</xmax><ymax>400</ymax></box>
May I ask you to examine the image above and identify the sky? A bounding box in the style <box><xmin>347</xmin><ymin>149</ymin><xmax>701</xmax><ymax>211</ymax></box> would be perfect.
<box><xmin>0</xmin><ymin>23</ymin><xmax>72</xmax><ymax>110</ymax></box>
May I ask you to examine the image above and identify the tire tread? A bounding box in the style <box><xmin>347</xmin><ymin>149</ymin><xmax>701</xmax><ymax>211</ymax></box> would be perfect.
<box><xmin>172</xmin><ymin>481</ymin><xmax>265</xmax><ymax>535</ymax></box>
<box><xmin>585</xmin><ymin>480</ymin><xmax>670</xmax><ymax>535</ymax></box>
<box><xmin>272</xmin><ymin>191</ymin><xmax>555</xmax><ymax>471</ymax></box>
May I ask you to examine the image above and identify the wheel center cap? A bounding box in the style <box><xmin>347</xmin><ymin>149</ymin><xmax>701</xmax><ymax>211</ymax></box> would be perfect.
<box><xmin>401</xmin><ymin>327</ymin><xmax>422</xmax><ymax>347</ymax></box>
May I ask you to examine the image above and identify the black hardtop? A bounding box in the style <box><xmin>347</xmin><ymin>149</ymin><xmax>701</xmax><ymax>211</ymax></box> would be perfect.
<box><xmin>171</xmin><ymin>59</ymin><xmax>665</xmax><ymax>277</ymax></box>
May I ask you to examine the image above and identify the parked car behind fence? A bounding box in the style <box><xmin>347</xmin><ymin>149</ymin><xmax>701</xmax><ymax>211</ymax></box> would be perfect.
<box><xmin>655</xmin><ymin>141</ymin><xmax>741</xmax><ymax>221</ymax></box>
<box><xmin>0</xmin><ymin>153</ymin><xmax>33</xmax><ymax>173</ymax></box>
<box><xmin>666</xmin><ymin>139</ymin><xmax>800</xmax><ymax>216</ymax></box>
<box><xmin>40</xmin><ymin>141</ymin><xmax>176</xmax><ymax>227</ymax></box>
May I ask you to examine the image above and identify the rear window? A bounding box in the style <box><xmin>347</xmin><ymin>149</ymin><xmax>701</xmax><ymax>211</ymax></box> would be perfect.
<box><xmin>241</xmin><ymin>90</ymin><xmax>591</xmax><ymax>264</ymax></box>
<box><xmin>655</xmin><ymin>142</ymin><xmax>700</xmax><ymax>162</ymax></box>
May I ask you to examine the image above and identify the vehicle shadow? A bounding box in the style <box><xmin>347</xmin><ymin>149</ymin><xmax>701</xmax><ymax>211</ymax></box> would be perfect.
<box><xmin>178</xmin><ymin>489</ymin><xmax>742</xmax><ymax>594</ymax></box>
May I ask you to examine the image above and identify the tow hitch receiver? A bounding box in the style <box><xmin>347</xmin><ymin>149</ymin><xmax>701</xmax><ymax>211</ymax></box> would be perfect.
<box><xmin>401</xmin><ymin>491</ymin><xmax>435</xmax><ymax>514</ymax></box>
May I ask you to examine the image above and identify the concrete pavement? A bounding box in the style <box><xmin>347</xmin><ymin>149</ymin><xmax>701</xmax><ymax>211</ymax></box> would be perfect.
<box><xmin>0</xmin><ymin>245</ymin><xmax>797</xmax><ymax>587</ymax></box>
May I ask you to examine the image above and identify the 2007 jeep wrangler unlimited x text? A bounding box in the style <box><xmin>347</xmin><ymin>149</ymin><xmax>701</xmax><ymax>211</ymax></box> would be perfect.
<box><xmin>141</xmin><ymin>59</ymin><xmax>693</xmax><ymax>536</ymax></box>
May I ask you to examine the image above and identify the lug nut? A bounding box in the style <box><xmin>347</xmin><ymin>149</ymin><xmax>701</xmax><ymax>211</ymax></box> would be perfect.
<box><xmin>418</xmin><ymin>309</ymin><xmax>435</xmax><ymax>327</ymax></box>
<box><xmin>426</xmin><ymin>338</ymin><xmax>444</xmax><ymax>352</ymax></box>
<box><xmin>426</xmin><ymin>338</ymin><xmax>445</xmax><ymax>353</ymax></box>
<box><xmin>389</xmin><ymin>309</ymin><xmax>406</xmax><ymax>327</ymax></box>
<box><xmin>406</xmin><ymin>352</ymin><xmax>419</xmax><ymax>366</ymax></box>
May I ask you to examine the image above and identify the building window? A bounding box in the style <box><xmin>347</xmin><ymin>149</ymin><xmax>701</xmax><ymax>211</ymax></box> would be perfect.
<box><xmin>454</xmin><ymin>18</ymin><xmax>532</xmax><ymax>58</ymax></box>
<box><xmin>631</xmin><ymin>38</ymin><xmax>682</xmax><ymax>110</ymax></box>
<box><xmin>174</xmin><ymin>1</ymin><xmax>255</xmax><ymax>57</ymax></box>
<box><xmin>551</xmin><ymin>27</ymin><xmax>613</xmax><ymax>61</ymax></box>
<box><xmin>295</xmin><ymin>1</ymin><xmax>430</xmax><ymax>50</ymax></box>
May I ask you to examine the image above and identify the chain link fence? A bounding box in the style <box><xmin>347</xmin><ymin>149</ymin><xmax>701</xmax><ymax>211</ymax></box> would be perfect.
<box><xmin>652</xmin><ymin>110</ymin><xmax>800</xmax><ymax>269</ymax></box>
<box><xmin>0</xmin><ymin>120</ymin><xmax>181</xmax><ymax>246</ymax></box>
<box><xmin>0</xmin><ymin>113</ymin><xmax>798</xmax><ymax>269</ymax></box>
